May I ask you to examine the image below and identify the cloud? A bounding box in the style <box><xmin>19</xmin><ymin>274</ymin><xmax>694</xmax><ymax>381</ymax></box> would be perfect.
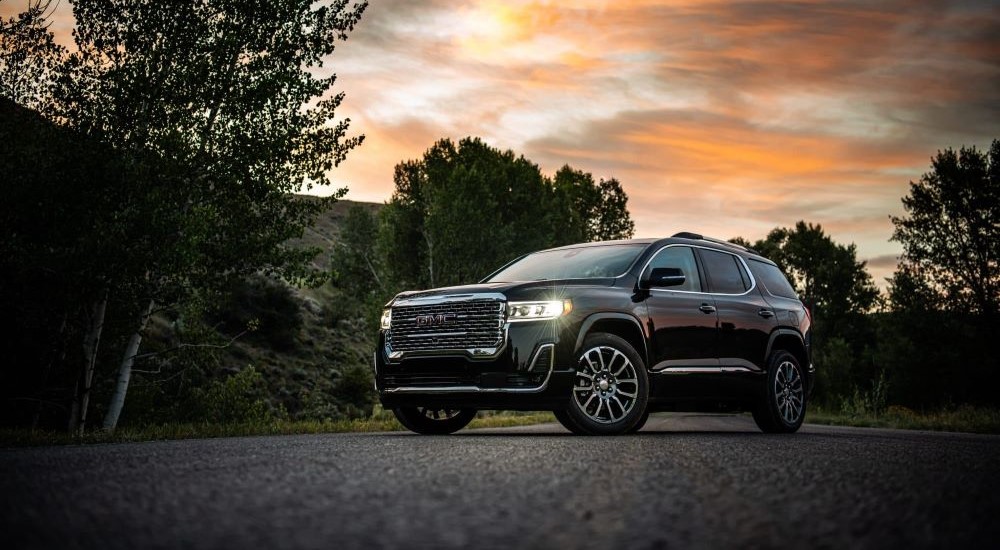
<box><xmin>5</xmin><ymin>0</ymin><xmax>998</xmax><ymax>290</ymax></box>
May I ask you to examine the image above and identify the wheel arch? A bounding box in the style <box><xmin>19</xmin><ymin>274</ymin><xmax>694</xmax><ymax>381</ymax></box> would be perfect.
<box><xmin>765</xmin><ymin>329</ymin><xmax>808</xmax><ymax>372</ymax></box>
<box><xmin>575</xmin><ymin>313</ymin><xmax>649</xmax><ymax>369</ymax></box>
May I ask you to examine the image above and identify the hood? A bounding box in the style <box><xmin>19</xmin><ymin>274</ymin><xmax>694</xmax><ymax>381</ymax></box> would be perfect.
<box><xmin>386</xmin><ymin>278</ymin><xmax>616</xmax><ymax>306</ymax></box>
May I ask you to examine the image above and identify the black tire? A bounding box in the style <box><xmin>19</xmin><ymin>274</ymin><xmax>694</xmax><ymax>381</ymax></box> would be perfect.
<box><xmin>553</xmin><ymin>409</ymin><xmax>588</xmax><ymax>435</ymax></box>
<box><xmin>566</xmin><ymin>332</ymin><xmax>649</xmax><ymax>435</ymax></box>
<box><xmin>627</xmin><ymin>410</ymin><xmax>651</xmax><ymax>434</ymax></box>
<box><xmin>752</xmin><ymin>350</ymin><xmax>806</xmax><ymax>433</ymax></box>
<box><xmin>393</xmin><ymin>407</ymin><xmax>477</xmax><ymax>435</ymax></box>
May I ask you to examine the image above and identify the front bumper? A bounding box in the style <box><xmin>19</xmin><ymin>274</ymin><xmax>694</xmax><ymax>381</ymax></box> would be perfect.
<box><xmin>373</xmin><ymin>323</ymin><xmax>577</xmax><ymax>411</ymax></box>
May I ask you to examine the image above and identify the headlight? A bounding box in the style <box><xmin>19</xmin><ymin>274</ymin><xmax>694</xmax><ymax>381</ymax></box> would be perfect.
<box><xmin>508</xmin><ymin>299</ymin><xmax>573</xmax><ymax>321</ymax></box>
<box><xmin>380</xmin><ymin>308</ymin><xmax>392</xmax><ymax>330</ymax></box>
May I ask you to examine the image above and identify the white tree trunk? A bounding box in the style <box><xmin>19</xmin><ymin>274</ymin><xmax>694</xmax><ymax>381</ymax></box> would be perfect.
<box><xmin>72</xmin><ymin>290</ymin><xmax>108</xmax><ymax>434</ymax></box>
<box><xmin>102</xmin><ymin>298</ymin><xmax>155</xmax><ymax>431</ymax></box>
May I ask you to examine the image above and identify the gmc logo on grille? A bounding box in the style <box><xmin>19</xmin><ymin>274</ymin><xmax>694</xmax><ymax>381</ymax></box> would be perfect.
<box><xmin>415</xmin><ymin>313</ymin><xmax>457</xmax><ymax>327</ymax></box>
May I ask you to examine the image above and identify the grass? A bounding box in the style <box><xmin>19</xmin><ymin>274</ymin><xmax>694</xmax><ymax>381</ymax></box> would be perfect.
<box><xmin>806</xmin><ymin>405</ymin><xmax>1000</xmax><ymax>434</ymax></box>
<box><xmin>0</xmin><ymin>411</ymin><xmax>557</xmax><ymax>448</ymax></box>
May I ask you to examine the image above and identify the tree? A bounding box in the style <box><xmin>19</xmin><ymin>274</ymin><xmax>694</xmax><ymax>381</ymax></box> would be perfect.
<box><xmin>745</xmin><ymin>222</ymin><xmax>879</xmax><ymax>332</ymax></box>
<box><xmin>379</xmin><ymin>138</ymin><xmax>637</xmax><ymax>291</ymax></box>
<box><xmin>1</xmin><ymin>0</ymin><xmax>368</xmax><ymax>431</ymax></box>
<box><xmin>0</xmin><ymin>1</ymin><xmax>64</xmax><ymax>109</ymax></box>
<box><xmin>890</xmin><ymin>141</ymin><xmax>1000</xmax><ymax>318</ymax></box>
<box><xmin>331</xmin><ymin>204</ymin><xmax>383</xmax><ymax>297</ymax></box>
<box><xmin>882</xmin><ymin>141</ymin><xmax>1000</xmax><ymax>407</ymax></box>
<box><xmin>551</xmin><ymin>166</ymin><xmax>634</xmax><ymax>245</ymax></box>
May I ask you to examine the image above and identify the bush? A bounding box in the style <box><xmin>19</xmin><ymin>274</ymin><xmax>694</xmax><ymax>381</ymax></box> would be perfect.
<box><xmin>333</xmin><ymin>363</ymin><xmax>376</xmax><ymax>419</ymax></box>
<box><xmin>184</xmin><ymin>367</ymin><xmax>273</xmax><ymax>424</ymax></box>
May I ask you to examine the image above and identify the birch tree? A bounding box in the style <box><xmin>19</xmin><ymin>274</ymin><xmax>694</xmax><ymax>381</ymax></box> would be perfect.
<box><xmin>2</xmin><ymin>0</ymin><xmax>368</xmax><ymax>431</ymax></box>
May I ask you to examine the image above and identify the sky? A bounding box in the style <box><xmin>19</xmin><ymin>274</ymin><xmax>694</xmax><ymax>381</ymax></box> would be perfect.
<box><xmin>5</xmin><ymin>0</ymin><xmax>999</xmax><ymax>286</ymax></box>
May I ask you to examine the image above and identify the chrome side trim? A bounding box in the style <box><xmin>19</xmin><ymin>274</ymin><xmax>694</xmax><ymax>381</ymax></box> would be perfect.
<box><xmin>383</xmin><ymin>343</ymin><xmax>556</xmax><ymax>394</ymax></box>
<box><xmin>655</xmin><ymin>365</ymin><xmax>759</xmax><ymax>374</ymax></box>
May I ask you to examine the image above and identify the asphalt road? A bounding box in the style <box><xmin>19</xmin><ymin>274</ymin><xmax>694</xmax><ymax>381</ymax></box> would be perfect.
<box><xmin>3</xmin><ymin>414</ymin><xmax>999</xmax><ymax>550</ymax></box>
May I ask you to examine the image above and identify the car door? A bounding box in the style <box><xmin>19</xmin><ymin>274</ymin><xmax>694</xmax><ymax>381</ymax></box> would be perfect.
<box><xmin>696</xmin><ymin>248</ymin><xmax>776</xmax><ymax>372</ymax></box>
<box><xmin>641</xmin><ymin>245</ymin><xmax>719</xmax><ymax>373</ymax></box>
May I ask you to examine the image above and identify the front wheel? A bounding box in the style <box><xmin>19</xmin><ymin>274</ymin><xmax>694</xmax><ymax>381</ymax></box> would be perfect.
<box><xmin>752</xmin><ymin>350</ymin><xmax>806</xmax><ymax>433</ymax></box>
<box><xmin>393</xmin><ymin>407</ymin><xmax>477</xmax><ymax>435</ymax></box>
<box><xmin>565</xmin><ymin>333</ymin><xmax>649</xmax><ymax>435</ymax></box>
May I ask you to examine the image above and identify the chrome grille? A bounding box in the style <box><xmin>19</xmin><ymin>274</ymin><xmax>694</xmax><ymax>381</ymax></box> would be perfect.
<box><xmin>388</xmin><ymin>299</ymin><xmax>505</xmax><ymax>354</ymax></box>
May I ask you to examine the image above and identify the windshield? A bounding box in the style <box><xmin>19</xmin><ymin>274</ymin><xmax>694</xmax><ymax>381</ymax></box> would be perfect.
<box><xmin>487</xmin><ymin>244</ymin><xmax>646</xmax><ymax>282</ymax></box>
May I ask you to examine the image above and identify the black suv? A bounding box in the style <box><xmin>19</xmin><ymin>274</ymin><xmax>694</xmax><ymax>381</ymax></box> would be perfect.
<box><xmin>374</xmin><ymin>232</ymin><xmax>813</xmax><ymax>435</ymax></box>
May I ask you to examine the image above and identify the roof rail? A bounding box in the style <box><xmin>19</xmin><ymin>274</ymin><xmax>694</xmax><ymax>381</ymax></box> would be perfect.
<box><xmin>670</xmin><ymin>231</ymin><xmax>755</xmax><ymax>254</ymax></box>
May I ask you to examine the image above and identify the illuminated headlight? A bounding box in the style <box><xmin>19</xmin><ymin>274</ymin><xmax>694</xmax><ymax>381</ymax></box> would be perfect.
<box><xmin>508</xmin><ymin>300</ymin><xmax>573</xmax><ymax>321</ymax></box>
<box><xmin>380</xmin><ymin>308</ymin><xmax>392</xmax><ymax>330</ymax></box>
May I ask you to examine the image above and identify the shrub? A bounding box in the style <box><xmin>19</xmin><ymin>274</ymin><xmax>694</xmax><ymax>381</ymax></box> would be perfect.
<box><xmin>185</xmin><ymin>366</ymin><xmax>273</xmax><ymax>424</ymax></box>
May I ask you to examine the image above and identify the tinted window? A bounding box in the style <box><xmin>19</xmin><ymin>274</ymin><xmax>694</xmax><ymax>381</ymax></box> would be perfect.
<box><xmin>748</xmin><ymin>259</ymin><xmax>798</xmax><ymax>299</ymax></box>
<box><xmin>487</xmin><ymin>244</ymin><xmax>645</xmax><ymax>282</ymax></box>
<box><xmin>700</xmin><ymin>249</ymin><xmax>748</xmax><ymax>294</ymax></box>
<box><xmin>643</xmin><ymin>246</ymin><xmax>701</xmax><ymax>292</ymax></box>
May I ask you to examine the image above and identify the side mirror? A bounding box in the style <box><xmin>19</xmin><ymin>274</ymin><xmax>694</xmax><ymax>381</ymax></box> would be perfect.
<box><xmin>645</xmin><ymin>267</ymin><xmax>686</xmax><ymax>288</ymax></box>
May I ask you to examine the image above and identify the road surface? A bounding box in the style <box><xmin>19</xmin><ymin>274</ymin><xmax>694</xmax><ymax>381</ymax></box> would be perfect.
<box><xmin>3</xmin><ymin>414</ymin><xmax>999</xmax><ymax>549</ymax></box>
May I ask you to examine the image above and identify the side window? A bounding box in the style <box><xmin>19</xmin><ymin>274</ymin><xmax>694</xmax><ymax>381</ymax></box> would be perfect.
<box><xmin>748</xmin><ymin>259</ymin><xmax>798</xmax><ymax>299</ymax></box>
<box><xmin>700</xmin><ymin>249</ymin><xmax>748</xmax><ymax>294</ymax></box>
<box><xmin>644</xmin><ymin>246</ymin><xmax>702</xmax><ymax>292</ymax></box>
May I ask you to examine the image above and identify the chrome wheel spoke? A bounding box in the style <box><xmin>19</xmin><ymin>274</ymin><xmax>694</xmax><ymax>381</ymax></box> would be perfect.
<box><xmin>611</xmin><ymin>350</ymin><xmax>627</xmax><ymax>376</ymax></box>
<box><xmin>612</xmin><ymin>396</ymin><xmax>626</xmax><ymax>420</ymax></box>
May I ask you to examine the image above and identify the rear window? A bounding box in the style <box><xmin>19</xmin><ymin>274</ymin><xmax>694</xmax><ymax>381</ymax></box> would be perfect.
<box><xmin>748</xmin><ymin>259</ymin><xmax>798</xmax><ymax>299</ymax></box>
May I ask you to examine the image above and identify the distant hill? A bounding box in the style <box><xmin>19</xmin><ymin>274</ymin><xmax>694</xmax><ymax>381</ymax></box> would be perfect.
<box><xmin>288</xmin><ymin>197</ymin><xmax>383</xmax><ymax>272</ymax></box>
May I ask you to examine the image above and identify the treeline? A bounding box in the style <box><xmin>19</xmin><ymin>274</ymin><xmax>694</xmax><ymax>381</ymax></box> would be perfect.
<box><xmin>734</xmin><ymin>142</ymin><xmax>999</xmax><ymax>412</ymax></box>
<box><xmin>330</xmin><ymin>137</ymin><xmax>635</xmax><ymax>315</ymax></box>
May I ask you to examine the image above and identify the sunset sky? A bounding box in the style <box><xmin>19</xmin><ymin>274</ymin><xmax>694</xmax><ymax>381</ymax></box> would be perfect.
<box><xmin>5</xmin><ymin>0</ymin><xmax>999</xmax><ymax>286</ymax></box>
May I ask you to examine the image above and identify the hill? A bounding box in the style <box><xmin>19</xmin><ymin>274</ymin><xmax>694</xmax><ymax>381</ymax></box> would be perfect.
<box><xmin>133</xmin><ymin>197</ymin><xmax>386</xmax><ymax>425</ymax></box>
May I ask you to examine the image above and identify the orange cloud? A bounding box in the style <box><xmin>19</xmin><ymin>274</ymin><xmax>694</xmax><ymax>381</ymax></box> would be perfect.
<box><xmin>4</xmin><ymin>0</ymin><xmax>998</xmax><ymax>289</ymax></box>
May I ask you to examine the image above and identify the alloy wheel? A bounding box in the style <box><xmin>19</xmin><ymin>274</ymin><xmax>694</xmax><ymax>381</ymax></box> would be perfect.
<box><xmin>572</xmin><ymin>346</ymin><xmax>640</xmax><ymax>424</ymax></box>
<box><xmin>773</xmin><ymin>360</ymin><xmax>804</xmax><ymax>424</ymax></box>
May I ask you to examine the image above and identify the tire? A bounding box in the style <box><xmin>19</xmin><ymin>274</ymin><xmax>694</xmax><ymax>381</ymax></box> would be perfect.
<box><xmin>393</xmin><ymin>407</ymin><xmax>477</xmax><ymax>435</ymax></box>
<box><xmin>553</xmin><ymin>409</ymin><xmax>588</xmax><ymax>435</ymax></box>
<box><xmin>565</xmin><ymin>332</ymin><xmax>650</xmax><ymax>435</ymax></box>
<box><xmin>627</xmin><ymin>410</ymin><xmax>651</xmax><ymax>434</ymax></box>
<box><xmin>752</xmin><ymin>350</ymin><xmax>806</xmax><ymax>433</ymax></box>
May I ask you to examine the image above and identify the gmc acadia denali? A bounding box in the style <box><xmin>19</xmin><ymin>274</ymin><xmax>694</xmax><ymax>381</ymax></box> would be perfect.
<box><xmin>374</xmin><ymin>232</ymin><xmax>813</xmax><ymax>435</ymax></box>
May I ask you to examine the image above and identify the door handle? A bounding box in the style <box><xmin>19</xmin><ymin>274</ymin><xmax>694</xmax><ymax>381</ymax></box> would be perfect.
<box><xmin>758</xmin><ymin>309</ymin><xmax>775</xmax><ymax>318</ymax></box>
<box><xmin>699</xmin><ymin>304</ymin><xmax>716</xmax><ymax>314</ymax></box>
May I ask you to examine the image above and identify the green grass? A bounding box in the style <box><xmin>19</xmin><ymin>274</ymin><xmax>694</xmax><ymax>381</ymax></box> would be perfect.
<box><xmin>0</xmin><ymin>411</ymin><xmax>557</xmax><ymax>448</ymax></box>
<box><xmin>806</xmin><ymin>405</ymin><xmax>1000</xmax><ymax>434</ymax></box>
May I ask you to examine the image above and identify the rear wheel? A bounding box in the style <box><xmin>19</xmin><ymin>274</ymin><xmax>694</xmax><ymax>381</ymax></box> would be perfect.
<box><xmin>752</xmin><ymin>350</ymin><xmax>806</xmax><ymax>433</ymax></box>
<box><xmin>393</xmin><ymin>407</ymin><xmax>477</xmax><ymax>435</ymax></box>
<box><xmin>566</xmin><ymin>333</ymin><xmax>649</xmax><ymax>435</ymax></box>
